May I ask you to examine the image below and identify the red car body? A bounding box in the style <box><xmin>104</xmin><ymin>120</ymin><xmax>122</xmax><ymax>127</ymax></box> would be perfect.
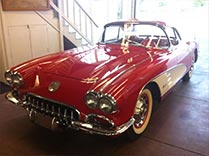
<box><xmin>5</xmin><ymin>20</ymin><xmax>198</xmax><ymax>139</ymax></box>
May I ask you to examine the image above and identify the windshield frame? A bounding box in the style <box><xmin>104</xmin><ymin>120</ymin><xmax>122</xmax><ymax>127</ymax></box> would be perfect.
<box><xmin>100</xmin><ymin>22</ymin><xmax>171</xmax><ymax>49</ymax></box>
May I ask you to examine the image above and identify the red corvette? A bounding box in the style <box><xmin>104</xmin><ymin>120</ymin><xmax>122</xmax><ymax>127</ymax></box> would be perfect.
<box><xmin>5</xmin><ymin>20</ymin><xmax>198</xmax><ymax>140</ymax></box>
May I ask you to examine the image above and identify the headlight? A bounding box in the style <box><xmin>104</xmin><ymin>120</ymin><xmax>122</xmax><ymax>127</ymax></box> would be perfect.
<box><xmin>4</xmin><ymin>70</ymin><xmax>23</xmax><ymax>88</ymax></box>
<box><xmin>98</xmin><ymin>95</ymin><xmax>116</xmax><ymax>114</ymax></box>
<box><xmin>85</xmin><ymin>91</ymin><xmax>99</xmax><ymax>109</ymax></box>
<box><xmin>5</xmin><ymin>70</ymin><xmax>13</xmax><ymax>84</ymax></box>
<box><xmin>13</xmin><ymin>72</ymin><xmax>23</xmax><ymax>87</ymax></box>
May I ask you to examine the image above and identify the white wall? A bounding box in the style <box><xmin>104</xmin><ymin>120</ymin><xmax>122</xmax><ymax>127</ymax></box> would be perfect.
<box><xmin>77</xmin><ymin>0</ymin><xmax>134</xmax><ymax>42</ymax></box>
<box><xmin>0</xmin><ymin>3</ymin><xmax>61</xmax><ymax>82</ymax></box>
<box><xmin>0</xmin><ymin>17</ymin><xmax>6</xmax><ymax>82</ymax></box>
<box><xmin>135</xmin><ymin>0</ymin><xmax>209</xmax><ymax>43</ymax></box>
<box><xmin>0</xmin><ymin>2</ymin><xmax>7</xmax><ymax>82</ymax></box>
<box><xmin>78</xmin><ymin>0</ymin><xmax>133</xmax><ymax>27</ymax></box>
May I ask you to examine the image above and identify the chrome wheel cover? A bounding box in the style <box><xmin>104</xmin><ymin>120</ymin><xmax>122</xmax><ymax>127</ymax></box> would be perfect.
<box><xmin>134</xmin><ymin>94</ymin><xmax>149</xmax><ymax>128</ymax></box>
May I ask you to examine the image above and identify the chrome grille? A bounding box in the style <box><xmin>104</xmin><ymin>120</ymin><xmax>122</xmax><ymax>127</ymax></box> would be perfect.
<box><xmin>25</xmin><ymin>94</ymin><xmax>80</xmax><ymax>121</ymax></box>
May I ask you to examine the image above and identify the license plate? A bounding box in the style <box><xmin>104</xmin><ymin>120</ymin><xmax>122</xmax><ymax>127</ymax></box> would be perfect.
<box><xmin>32</xmin><ymin>112</ymin><xmax>52</xmax><ymax>129</ymax></box>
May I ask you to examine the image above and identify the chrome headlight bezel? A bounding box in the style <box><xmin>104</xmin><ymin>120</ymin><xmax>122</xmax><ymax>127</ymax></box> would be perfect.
<box><xmin>85</xmin><ymin>91</ymin><xmax>117</xmax><ymax>114</ymax></box>
<box><xmin>13</xmin><ymin>72</ymin><xmax>24</xmax><ymax>88</ymax></box>
<box><xmin>85</xmin><ymin>91</ymin><xmax>99</xmax><ymax>109</ymax></box>
<box><xmin>4</xmin><ymin>70</ymin><xmax>24</xmax><ymax>88</ymax></box>
<box><xmin>5</xmin><ymin>70</ymin><xmax>13</xmax><ymax>84</ymax></box>
<box><xmin>98</xmin><ymin>94</ymin><xmax>117</xmax><ymax>114</ymax></box>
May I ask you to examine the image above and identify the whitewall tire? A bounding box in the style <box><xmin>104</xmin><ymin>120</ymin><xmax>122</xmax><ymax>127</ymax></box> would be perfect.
<box><xmin>127</xmin><ymin>88</ymin><xmax>153</xmax><ymax>140</ymax></box>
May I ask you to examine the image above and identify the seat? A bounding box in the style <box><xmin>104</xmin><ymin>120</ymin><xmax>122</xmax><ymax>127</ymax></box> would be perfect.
<box><xmin>141</xmin><ymin>38</ymin><xmax>156</xmax><ymax>47</ymax></box>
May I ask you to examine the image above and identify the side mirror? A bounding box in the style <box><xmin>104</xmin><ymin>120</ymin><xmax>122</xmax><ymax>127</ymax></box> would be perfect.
<box><xmin>186</xmin><ymin>41</ymin><xmax>191</xmax><ymax>45</ymax></box>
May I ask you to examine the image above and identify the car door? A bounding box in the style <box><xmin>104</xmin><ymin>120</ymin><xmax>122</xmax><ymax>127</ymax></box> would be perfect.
<box><xmin>156</xmin><ymin>27</ymin><xmax>189</xmax><ymax>94</ymax></box>
<box><xmin>170</xmin><ymin>27</ymin><xmax>193</xmax><ymax>66</ymax></box>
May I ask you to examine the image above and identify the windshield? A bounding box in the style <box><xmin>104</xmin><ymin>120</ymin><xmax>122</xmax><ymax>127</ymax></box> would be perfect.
<box><xmin>101</xmin><ymin>23</ymin><xmax>169</xmax><ymax>49</ymax></box>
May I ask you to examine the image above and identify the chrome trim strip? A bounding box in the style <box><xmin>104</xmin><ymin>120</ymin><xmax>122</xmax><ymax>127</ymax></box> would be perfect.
<box><xmin>71</xmin><ymin>117</ymin><xmax>135</xmax><ymax>136</ymax></box>
<box><xmin>6</xmin><ymin>91</ymin><xmax>20</xmax><ymax>104</ymax></box>
<box><xmin>86</xmin><ymin>114</ymin><xmax>115</xmax><ymax>127</ymax></box>
<box><xmin>151</xmin><ymin>63</ymin><xmax>187</xmax><ymax>84</ymax></box>
<box><xmin>126</xmin><ymin>63</ymin><xmax>188</xmax><ymax>120</ymax></box>
<box><xmin>137</xmin><ymin>63</ymin><xmax>188</xmax><ymax>101</ymax></box>
<box><xmin>150</xmin><ymin>63</ymin><xmax>187</xmax><ymax>95</ymax></box>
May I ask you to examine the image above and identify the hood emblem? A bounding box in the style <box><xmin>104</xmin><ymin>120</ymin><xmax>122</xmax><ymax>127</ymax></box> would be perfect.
<box><xmin>81</xmin><ymin>77</ymin><xmax>99</xmax><ymax>84</ymax></box>
<box><xmin>48</xmin><ymin>81</ymin><xmax>60</xmax><ymax>92</ymax></box>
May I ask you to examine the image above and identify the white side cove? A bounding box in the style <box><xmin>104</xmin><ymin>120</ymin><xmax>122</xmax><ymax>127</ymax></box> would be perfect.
<box><xmin>153</xmin><ymin>64</ymin><xmax>187</xmax><ymax>97</ymax></box>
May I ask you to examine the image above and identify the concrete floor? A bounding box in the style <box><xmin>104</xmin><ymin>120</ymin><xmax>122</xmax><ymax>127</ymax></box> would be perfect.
<box><xmin>0</xmin><ymin>46</ymin><xmax>208</xmax><ymax>156</ymax></box>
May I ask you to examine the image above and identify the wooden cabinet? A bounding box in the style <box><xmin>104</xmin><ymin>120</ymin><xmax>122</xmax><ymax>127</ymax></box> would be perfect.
<box><xmin>0</xmin><ymin>3</ymin><xmax>60</xmax><ymax>82</ymax></box>
<box><xmin>29</xmin><ymin>25</ymin><xmax>49</xmax><ymax>58</ymax></box>
<box><xmin>7</xmin><ymin>24</ymin><xmax>49</xmax><ymax>67</ymax></box>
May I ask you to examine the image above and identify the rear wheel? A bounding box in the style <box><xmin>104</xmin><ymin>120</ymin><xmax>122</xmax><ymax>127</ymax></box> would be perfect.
<box><xmin>126</xmin><ymin>88</ymin><xmax>153</xmax><ymax>140</ymax></box>
<box><xmin>194</xmin><ymin>48</ymin><xmax>198</xmax><ymax>62</ymax></box>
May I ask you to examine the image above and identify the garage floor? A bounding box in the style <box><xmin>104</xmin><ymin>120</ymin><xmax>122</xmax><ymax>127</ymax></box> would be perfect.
<box><xmin>0</xmin><ymin>47</ymin><xmax>208</xmax><ymax>156</ymax></box>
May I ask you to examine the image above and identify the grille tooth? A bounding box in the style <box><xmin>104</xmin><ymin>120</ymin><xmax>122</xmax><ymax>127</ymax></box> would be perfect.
<box><xmin>36</xmin><ymin>101</ymin><xmax>39</xmax><ymax>110</ymax></box>
<box><xmin>51</xmin><ymin>105</ymin><xmax>55</xmax><ymax>115</ymax></box>
<box><xmin>64</xmin><ymin>109</ymin><xmax>67</xmax><ymax>118</ymax></box>
<box><xmin>25</xmin><ymin>94</ymin><xmax>79</xmax><ymax>121</ymax></box>
<box><xmin>41</xmin><ymin>102</ymin><xmax>45</xmax><ymax>112</ymax></box>
<box><xmin>32</xmin><ymin>98</ymin><xmax>35</xmax><ymax>105</ymax></box>
<box><xmin>32</xmin><ymin>98</ymin><xmax>36</xmax><ymax>108</ymax></box>
<box><xmin>46</xmin><ymin>104</ymin><xmax>49</xmax><ymax>113</ymax></box>
<box><xmin>58</xmin><ymin>107</ymin><xmax>61</xmax><ymax>117</ymax></box>
<box><xmin>28</xmin><ymin>96</ymin><xmax>31</xmax><ymax>102</ymax></box>
<box><xmin>70</xmin><ymin>111</ymin><xmax>74</xmax><ymax>120</ymax></box>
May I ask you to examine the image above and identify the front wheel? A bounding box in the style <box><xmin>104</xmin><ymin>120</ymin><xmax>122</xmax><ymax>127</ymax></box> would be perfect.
<box><xmin>126</xmin><ymin>88</ymin><xmax>153</xmax><ymax>140</ymax></box>
<box><xmin>182</xmin><ymin>63</ymin><xmax>194</xmax><ymax>81</ymax></box>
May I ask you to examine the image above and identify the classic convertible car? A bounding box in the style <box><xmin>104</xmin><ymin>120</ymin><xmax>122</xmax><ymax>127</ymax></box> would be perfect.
<box><xmin>5</xmin><ymin>20</ymin><xmax>198</xmax><ymax>140</ymax></box>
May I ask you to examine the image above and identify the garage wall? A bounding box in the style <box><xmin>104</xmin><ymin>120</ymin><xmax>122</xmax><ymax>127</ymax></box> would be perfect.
<box><xmin>4</xmin><ymin>11</ymin><xmax>61</xmax><ymax>67</ymax></box>
<box><xmin>0</xmin><ymin>4</ymin><xmax>61</xmax><ymax>82</ymax></box>
<box><xmin>78</xmin><ymin>0</ymin><xmax>133</xmax><ymax>27</ymax></box>
<box><xmin>0</xmin><ymin>3</ymin><xmax>7</xmax><ymax>82</ymax></box>
<box><xmin>0</xmin><ymin>16</ymin><xmax>6</xmax><ymax>82</ymax></box>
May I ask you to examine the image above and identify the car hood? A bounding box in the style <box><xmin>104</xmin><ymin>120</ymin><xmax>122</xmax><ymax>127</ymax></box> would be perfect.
<box><xmin>40</xmin><ymin>44</ymin><xmax>150</xmax><ymax>82</ymax></box>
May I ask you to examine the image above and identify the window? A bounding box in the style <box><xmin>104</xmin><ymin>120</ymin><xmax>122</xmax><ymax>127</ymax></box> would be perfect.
<box><xmin>103</xmin><ymin>26</ymin><xmax>123</xmax><ymax>43</ymax></box>
<box><xmin>102</xmin><ymin>23</ymin><xmax>169</xmax><ymax>48</ymax></box>
<box><xmin>166</xmin><ymin>27</ymin><xmax>181</xmax><ymax>46</ymax></box>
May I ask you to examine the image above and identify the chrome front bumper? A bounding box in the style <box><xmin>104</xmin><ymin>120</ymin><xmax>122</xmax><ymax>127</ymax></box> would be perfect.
<box><xmin>70</xmin><ymin>118</ymin><xmax>134</xmax><ymax>136</ymax></box>
<box><xmin>6</xmin><ymin>91</ymin><xmax>134</xmax><ymax>136</ymax></box>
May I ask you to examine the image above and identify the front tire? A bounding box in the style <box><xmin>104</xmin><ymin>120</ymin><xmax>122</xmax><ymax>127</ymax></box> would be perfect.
<box><xmin>182</xmin><ymin>63</ymin><xmax>194</xmax><ymax>81</ymax></box>
<box><xmin>126</xmin><ymin>88</ymin><xmax>153</xmax><ymax>140</ymax></box>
